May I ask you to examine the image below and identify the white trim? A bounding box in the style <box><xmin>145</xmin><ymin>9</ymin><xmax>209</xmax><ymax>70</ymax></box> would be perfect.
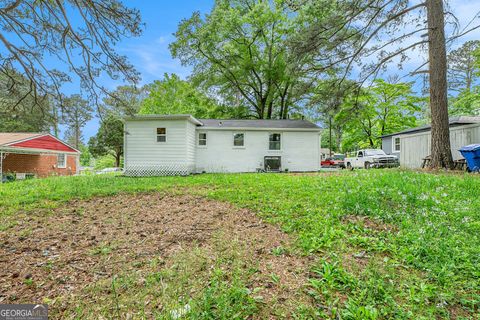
<box><xmin>156</xmin><ymin>127</ymin><xmax>167</xmax><ymax>143</ymax></box>
<box><xmin>3</xmin><ymin>133</ymin><xmax>81</xmax><ymax>153</ymax></box>
<box><xmin>392</xmin><ymin>136</ymin><xmax>401</xmax><ymax>153</ymax></box>
<box><xmin>125</xmin><ymin>114</ymin><xmax>203</xmax><ymax>126</ymax></box>
<box><xmin>199</xmin><ymin>127</ymin><xmax>321</xmax><ymax>132</ymax></box>
<box><xmin>57</xmin><ymin>153</ymin><xmax>67</xmax><ymax>168</ymax></box>
<box><xmin>268</xmin><ymin>132</ymin><xmax>282</xmax><ymax>151</ymax></box>
<box><xmin>198</xmin><ymin>131</ymin><xmax>207</xmax><ymax>148</ymax></box>
<box><xmin>0</xmin><ymin>146</ymin><xmax>79</xmax><ymax>155</ymax></box>
<box><xmin>232</xmin><ymin>132</ymin><xmax>245</xmax><ymax>148</ymax></box>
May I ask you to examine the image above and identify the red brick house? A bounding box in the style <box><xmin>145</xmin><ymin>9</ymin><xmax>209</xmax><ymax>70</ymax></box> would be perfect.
<box><xmin>0</xmin><ymin>133</ymin><xmax>80</xmax><ymax>180</ymax></box>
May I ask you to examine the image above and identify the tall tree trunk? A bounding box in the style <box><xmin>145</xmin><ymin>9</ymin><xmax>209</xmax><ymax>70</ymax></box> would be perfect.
<box><xmin>427</xmin><ymin>0</ymin><xmax>453</xmax><ymax>168</ymax></box>
<box><xmin>329</xmin><ymin>116</ymin><xmax>333</xmax><ymax>156</ymax></box>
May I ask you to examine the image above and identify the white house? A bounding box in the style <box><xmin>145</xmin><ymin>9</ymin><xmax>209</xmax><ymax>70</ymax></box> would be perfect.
<box><xmin>123</xmin><ymin>114</ymin><xmax>322</xmax><ymax>175</ymax></box>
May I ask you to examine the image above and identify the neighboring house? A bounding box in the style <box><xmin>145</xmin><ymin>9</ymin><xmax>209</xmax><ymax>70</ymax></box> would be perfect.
<box><xmin>320</xmin><ymin>148</ymin><xmax>331</xmax><ymax>160</ymax></box>
<box><xmin>124</xmin><ymin>114</ymin><xmax>322</xmax><ymax>175</ymax></box>
<box><xmin>381</xmin><ymin>116</ymin><xmax>480</xmax><ymax>168</ymax></box>
<box><xmin>0</xmin><ymin>133</ymin><xmax>80</xmax><ymax>180</ymax></box>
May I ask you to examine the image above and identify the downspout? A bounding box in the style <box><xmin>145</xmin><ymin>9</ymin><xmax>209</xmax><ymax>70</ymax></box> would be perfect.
<box><xmin>0</xmin><ymin>151</ymin><xmax>2</xmax><ymax>183</ymax></box>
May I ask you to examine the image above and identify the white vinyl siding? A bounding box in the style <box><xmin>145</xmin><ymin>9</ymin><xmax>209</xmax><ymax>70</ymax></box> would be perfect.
<box><xmin>196</xmin><ymin>130</ymin><xmax>320</xmax><ymax>173</ymax></box>
<box><xmin>125</xmin><ymin>120</ymin><xmax>189</xmax><ymax>165</ymax></box>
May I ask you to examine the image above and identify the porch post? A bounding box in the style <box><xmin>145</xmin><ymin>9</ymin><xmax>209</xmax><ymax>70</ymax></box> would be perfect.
<box><xmin>0</xmin><ymin>151</ymin><xmax>3</xmax><ymax>183</ymax></box>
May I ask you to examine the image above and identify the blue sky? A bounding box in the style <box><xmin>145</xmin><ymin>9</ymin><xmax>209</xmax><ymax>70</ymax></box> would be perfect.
<box><xmin>68</xmin><ymin>0</ymin><xmax>479</xmax><ymax>141</ymax></box>
<box><xmin>78</xmin><ymin>1</ymin><xmax>215</xmax><ymax>140</ymax></box>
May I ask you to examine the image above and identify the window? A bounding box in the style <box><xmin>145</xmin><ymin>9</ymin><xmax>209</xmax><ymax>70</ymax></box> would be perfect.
<box><xmin>156</xmin><ymin>128</ymin><xmax>166</xmax><ymax>142</ymax></box>
<box><xmin>233</xmin><ymin>133</ymin><xmax>244</xmax><ymax>147</ymax></box>
<box><xmin>358</xmin><ymin>151</ymin><xmax>363</xmax><ymax>157</ymax></box>
<box><xmin>393</xmin><ymin>137</ymin><xmax>401</xmax><ymax>152</ymax></box>
<box><xmin>57</xmin><ymin>154</ymin><xmax>66</xmax><ymax>168</ymax></box>
<box><xmin>198</xmin><ymin>132</ymin><xmax>207</xmax><ymax>146</ymax></box>
<box><xmin>269</xmin><ymin>133</ymin><xmax>281</xmax><ymax>150</ymax></box>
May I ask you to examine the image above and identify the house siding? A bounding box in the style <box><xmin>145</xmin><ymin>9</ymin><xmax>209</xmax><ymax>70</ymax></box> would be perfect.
<box><xmin>124</xmin><ymin>119</ymin><xmax>195</xmax><ymax>175</ymax></box>
<box><xmin>382</xmin><ymin>136</ymin><xmax>400</xmax><ymax>157</ymax></box>
<box><xmin>400</xmin><ymin>123</ymin><xmax>480</xmax><ymax>168</ymax></box>
<box><xmin>195</xmin><ymin>130</ymin><xmax>320</xmax><ymax>173</ymax></box>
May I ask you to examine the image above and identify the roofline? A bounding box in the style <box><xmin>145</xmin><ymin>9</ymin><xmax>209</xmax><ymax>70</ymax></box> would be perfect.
<box><xmin>124</xmin><ymin>114</ymin><xmax>203</xmax><ymax>125</ymax></box>
<box><xmin>0</xmin><ymin>145</ymin><xmax>80</xmax><ymax>155</ymax></box>
<box><xmin>3</xmin><ymin>133</ymin><xmax>81</xmax><ymax>153</ymax></box>
<box><xmin>0</xmin><ymin>133</ymin><xmax>45</xmax><ymax>146</ymax></box>
<box><xmin>381</xmin><ymin>118</ymin><xmax>480</xmax><ymax>138</ymax></box>
<box><xmin>198</xmin><ymin>126</ymin><xmax>322</xmax><ymax>132</ymax></box>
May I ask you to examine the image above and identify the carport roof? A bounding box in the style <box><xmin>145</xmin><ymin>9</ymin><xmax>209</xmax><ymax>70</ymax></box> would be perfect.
<box><xmin>0</xmin><ymin>133</ymin><xmax>44</xmax><ymax>146</ymax></box>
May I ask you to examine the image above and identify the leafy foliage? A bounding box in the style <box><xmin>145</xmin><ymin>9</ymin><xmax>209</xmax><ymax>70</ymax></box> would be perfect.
<box><xmin>139</xmin><ymin>73</ymin><xmax>243</xmax><ymax>118</ymax></box>
<box><xmin>88</xmin><ymin>114</ymin><xmax>124</xmax><ymax>167</ymax></box>
<box><xmin>170</xmin><ymin>0</ymin><xmax>316</xmax><ymax>119</ymax></box>
<box><xmin>339</xmin><ymin>79</ymin><xmax>422</xmax><ymax>150</ymax></box>
<box><xmin>61</xmin><ymin>94</ymin><xmax>93</xmax><ymax>149</ymax></box>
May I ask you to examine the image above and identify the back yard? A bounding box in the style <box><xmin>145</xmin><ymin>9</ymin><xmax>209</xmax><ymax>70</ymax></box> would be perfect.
<box><xmin>0</xmin><ymin>170</ymin><xmax>479</xmax><ymax>319</ymax></box>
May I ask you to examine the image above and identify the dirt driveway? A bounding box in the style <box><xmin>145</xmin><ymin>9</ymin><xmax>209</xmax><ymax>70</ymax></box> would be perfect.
<box><xmin>0</xmin><ymin>193</ymin><xmax>314</xmax><ymax>318</ymax></box>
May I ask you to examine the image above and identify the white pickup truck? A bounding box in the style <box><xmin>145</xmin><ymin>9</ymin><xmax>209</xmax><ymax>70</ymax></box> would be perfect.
<box><xmin>345</xmin><ymin>149</ymin><xmax>399</xmax><ymax>170</ymax></box>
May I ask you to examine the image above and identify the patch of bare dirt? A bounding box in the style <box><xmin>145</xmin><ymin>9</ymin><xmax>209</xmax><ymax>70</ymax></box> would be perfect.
<box><xmin>0</xmin><ymin>193</ymin><xmax>314</xmax><ymax>315</ymax></box>
<box><xmin>342</xmin><ymin>214</ymin><xmax>397</xmax><ymax>233</ymax></box>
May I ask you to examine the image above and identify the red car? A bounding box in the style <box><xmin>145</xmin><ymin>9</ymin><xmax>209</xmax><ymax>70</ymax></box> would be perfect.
<box><xmin>321</xmin><ymin>154</ymin><xmax>346</xmax><ymax>168</ymax></box>
<box><xmin>321</xmin><ymin>158</ymin><xmax>336</xmax><ymax>167</ymax></box>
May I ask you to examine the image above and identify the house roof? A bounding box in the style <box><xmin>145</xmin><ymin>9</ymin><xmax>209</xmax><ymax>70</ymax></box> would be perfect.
<box><xmin>124</xmin><ymin>114</ymin><xmax>321</xmax><ymax>131</ymax></box>
<box><xmin>198</xmin><ymin>119</ymin><xmax>321</xmax><ymax>130</ymax></box>
<box><xmin>0</xmin><ymin>133</ymin><xmax>43</xmax><ymax>146</ymax></box>
<box><xmin>0</xmin><ymin>133</ymin><xmax>80</xmax><ymax>154</ymax></box>
<box><xmin>124</xmin><ymin>114</ymin><xmax>203</xmax><ymax>125</ymax></box>
<box><xmin>381</xmin><ymin>116</ymin><xmax>480</xmax><ymax>138</ymax></box>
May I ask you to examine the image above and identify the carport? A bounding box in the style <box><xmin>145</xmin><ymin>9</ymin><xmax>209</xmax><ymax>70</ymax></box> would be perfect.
<box><xmin>0</xmin><ymin>133</ymin><xmax>80</xmax><ymax>182</ymax></box>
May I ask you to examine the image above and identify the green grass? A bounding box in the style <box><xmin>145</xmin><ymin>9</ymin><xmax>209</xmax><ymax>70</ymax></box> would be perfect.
<box><xmin>1</xmin><ymin>170</ymin><xmax>479</xmax><ymax>319</ymax></box>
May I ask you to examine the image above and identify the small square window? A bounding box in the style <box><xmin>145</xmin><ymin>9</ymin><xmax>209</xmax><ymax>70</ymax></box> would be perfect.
<box><xmin>199</xmin><ymin>132</ymin><xmax>207</xmax><ymax>146</ymax></box>
<box><xmin>269</xmin><ymin>133</ymin><xmax>281</xmax><ymax>150</ymax></box>
<box><xmin>157</xmin><ymin>128</ymin><xmax>166</xmax><ymax>142</ymax></box>
<box><xmin>57</xmin><ymin>154</ymin><xmax>66</xmax><ymax>168</ymax></box>
<box><xmin>233</xmin><ymin>133</ymin><xmax>244</xmax><ymax>147</ymax></box>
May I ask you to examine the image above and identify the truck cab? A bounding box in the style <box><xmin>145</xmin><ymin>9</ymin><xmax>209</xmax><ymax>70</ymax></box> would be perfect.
<box><xmin>345</xmin><ymin>149</ymin><xmax>399</xmax><ymax>170</ymax></box>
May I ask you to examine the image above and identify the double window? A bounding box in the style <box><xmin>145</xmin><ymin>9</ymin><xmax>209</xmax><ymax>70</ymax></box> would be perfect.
<box><xmin>269</xmin><ymin>133</ymin><xmax>281</xmax><ymax>150</ymax></box>
<box><xmin>157</xmin><ymin>128</ymin><xmax>166</xmax><ymax>142</ymax></box>
<box><xmin>233</xmin><ymin>133</ymin><xmax>244</xmax><ymax>147</ymax></box>
<box><xmin>198</xmin><ymin>132</ymin><xmax>207</xmax><ymax>146</ymax></box>
<box><xmin>57</xmin><ymin>154</ymin><xmax>66</xmax><ymax>168</ymax></box>
<box><xmin>393</xmin><ymin>137</ymin><xmax>401</xmax><ymax>152</ymax></box>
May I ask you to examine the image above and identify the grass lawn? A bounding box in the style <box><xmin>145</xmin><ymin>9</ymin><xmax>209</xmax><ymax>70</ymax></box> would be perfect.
<box><xmin>0</xmin><ymin>170</ymin><xmax>479</xmax><ymax>319</ymax></box>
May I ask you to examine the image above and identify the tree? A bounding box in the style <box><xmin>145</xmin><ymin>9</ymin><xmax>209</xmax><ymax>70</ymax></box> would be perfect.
<box><xmin>338</xmin><ymin>79</ymin><xmax>421</xmax><ymax>150</ymax></box>
<box><xmin>102</xmin><ymin>85</ymin><xmax>150</xmax><ymax>117</ymax></box>
<box><xmin>447</xmin><ymin>41</ymin><xmax>480</xmax><ymax>93</ymax></box>
<box><xmin>88</xmin><ymin>114</ymin><xmax>124</xmax><ymax>167</ymax></box>
<box><xmin>0</xmin><ymin>70</ymin><xmax>54</xmax><ymax>132</ymax></box>
<box><xmin>294</xmin><ymin>0</ymin><xmax>480</xmax><ymax>168</ymax></box>
<box><xmin>0</xmin><ymin>1</ymin><xmax>142</xmax><ymax>108</ymax></box>
<box><xmin>307</xmin><ymin>79</ymin><xmax>360</xmax><ymax>153</ymax></box>
<box><xmin>139</xmin><ymin>73</ymin><xmax>243</xmax><ymax>118</ymax></box>
<box><xmin>61</xmin><ymin>95</ymin><xmax>93</xmax><ymax>149</ymax></box>
<box><xmin>450</xmin><ymin>86</ymin><xmax>480</xmax><ymax>116</ymax></box>
<box><xmin>170</xmin><ymin>0</ymin><xmax>315</xmax><ymax>119</ymax></box>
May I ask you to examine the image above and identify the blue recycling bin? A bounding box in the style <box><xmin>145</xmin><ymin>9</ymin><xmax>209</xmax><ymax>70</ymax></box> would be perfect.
<box><xmin>459</xmin><ymin>144</ymin><xmax>480</xmax><ymax>172</ymax></box>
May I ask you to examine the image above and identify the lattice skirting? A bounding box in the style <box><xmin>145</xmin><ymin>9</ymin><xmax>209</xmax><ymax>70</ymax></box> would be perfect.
<box><xmin>124</xmin><ymin>164</ymin><xmax>194</xmax><ymax>177</ymax></box>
